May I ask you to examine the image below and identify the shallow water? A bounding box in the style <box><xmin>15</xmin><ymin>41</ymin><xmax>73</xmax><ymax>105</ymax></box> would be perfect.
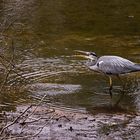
<box><xmin>0</xmin><ymin>0</ymin><xmax>140</xmax><ymax>115</ymax></box>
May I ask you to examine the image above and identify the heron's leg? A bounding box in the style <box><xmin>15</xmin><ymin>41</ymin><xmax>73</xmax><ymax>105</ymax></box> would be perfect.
<box><xmin>109</xmin><ymin>76</ymin><xmax>113</xmax><ymax>98</ymax></box>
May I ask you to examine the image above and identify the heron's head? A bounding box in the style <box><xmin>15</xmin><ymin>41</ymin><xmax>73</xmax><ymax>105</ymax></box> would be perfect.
<box><xmin>74</xmin><ymin>50</ymin><xmax>97</xmax><ymax>61</ymax></box>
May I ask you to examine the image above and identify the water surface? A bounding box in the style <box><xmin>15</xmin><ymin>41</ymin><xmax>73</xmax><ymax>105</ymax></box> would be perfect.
<box><xmin>0</xmin><ymin>0</ymin><xmax>140</xmax><ymax>114</ymax></box>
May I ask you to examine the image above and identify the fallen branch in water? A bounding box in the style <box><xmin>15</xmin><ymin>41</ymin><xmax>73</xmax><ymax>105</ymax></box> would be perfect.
<box><xmin>0</xmin><ymin>105</ymin><xmax>32</xmax><ymax>135</ymax></box>
<box><xmin>21</xmin><ymin>94</ymin><xmax>53</xmax><ymax>123</ymax></box>
<box><xmin>0</xmin><ymin>94</ymin><xmax>47</xmax><ymax>135</ymax></box>
<box><xmin>4</xmin><ymin>114</ymin><xmax>56</xmax><ymax>140</ymax></box>
<box><xmin>0</xmin><ymin>92</ymin><xmax>55</xmax><ymax>139</ymax></box>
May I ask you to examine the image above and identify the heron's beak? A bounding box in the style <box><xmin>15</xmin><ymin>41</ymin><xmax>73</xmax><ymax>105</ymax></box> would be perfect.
<box><xmin>74</xmin><ymin>50</ymin><xmax>90</xmax><ymax>59</ymax></box>
<box><xmin>75</xmin><ymin>50</ymin><xmax>90</xmax><ymax>55</ymax></box>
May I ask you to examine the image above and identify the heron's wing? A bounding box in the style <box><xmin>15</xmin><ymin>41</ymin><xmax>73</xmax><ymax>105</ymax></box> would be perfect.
<box><xmin>97</xmin><ymin>56</ymin><xmax>139</xmax><ymax>74</ymax></box>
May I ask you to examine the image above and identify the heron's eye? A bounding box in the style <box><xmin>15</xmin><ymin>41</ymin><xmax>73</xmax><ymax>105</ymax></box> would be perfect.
<box><xmin>90</xmin><ymin>52</ymin><xmax>97</xmax><ymax>57</ymax></box>
<box><xmin>97</xmin><ymin>63</ymin><xmax>99</xmax><ymax>67</ymax></box>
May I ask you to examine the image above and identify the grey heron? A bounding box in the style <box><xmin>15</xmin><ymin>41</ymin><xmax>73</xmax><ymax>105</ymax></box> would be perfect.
<box><xmin>75</xmin><ymin>50</ymin><xmax>140</xmax><ymax>98</ymax></box>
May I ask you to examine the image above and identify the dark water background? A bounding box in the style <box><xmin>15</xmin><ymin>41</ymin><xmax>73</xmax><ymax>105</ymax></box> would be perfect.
<box><xmin>0</xmin><ymin>0</ymin><xmax>140</xmax><ymax>114</ymax></box>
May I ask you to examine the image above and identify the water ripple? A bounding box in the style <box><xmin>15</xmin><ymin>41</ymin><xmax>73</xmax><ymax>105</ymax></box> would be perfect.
<box><xmin>7</xmin><ymin>57</ymin><xmax>86</xmax><ymax>85</ymax></box>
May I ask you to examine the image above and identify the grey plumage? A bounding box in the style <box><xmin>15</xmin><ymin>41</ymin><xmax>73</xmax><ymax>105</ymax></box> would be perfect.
<box><xmin>89</xmin><ymin>55</ymin><xmax>140</xmax><ymax>75</ymax></box>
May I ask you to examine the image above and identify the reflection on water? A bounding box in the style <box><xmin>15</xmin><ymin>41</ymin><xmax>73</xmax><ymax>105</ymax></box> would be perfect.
<box><xmin>0</xmin><ymin>0</ymin><xmax>140</xmax><ymax>114</ymax></box>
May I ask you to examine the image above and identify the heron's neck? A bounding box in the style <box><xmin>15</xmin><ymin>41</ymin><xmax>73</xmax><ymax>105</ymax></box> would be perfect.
<box><xmin>86</xmin><ymin>58</ymin><xmax>97</xmax><ymax>66</ymax></box>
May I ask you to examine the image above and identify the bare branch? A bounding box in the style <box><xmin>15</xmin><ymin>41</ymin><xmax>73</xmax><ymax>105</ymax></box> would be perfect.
<box><xmin>0</xmin><ymin>105</ymin><xmax>32</xmax><ymax>135</ymax></box>
<box><xmin>21</xmin><ymin>94</ymin><xmax>49</xmax><ymax>123</ymax></box>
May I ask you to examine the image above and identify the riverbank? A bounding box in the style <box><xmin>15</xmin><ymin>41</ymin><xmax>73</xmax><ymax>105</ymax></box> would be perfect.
<box><xmin>0</xmin><ymin>104</ymin><xmax>139</xmax><ymax>140</ymax></box>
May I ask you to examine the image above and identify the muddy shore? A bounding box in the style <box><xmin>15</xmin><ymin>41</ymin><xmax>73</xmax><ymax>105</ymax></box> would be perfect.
<box><xmin>0</xmin><ymin>105</ymin><xmax>140</xmax><ymax>140</ymax></box>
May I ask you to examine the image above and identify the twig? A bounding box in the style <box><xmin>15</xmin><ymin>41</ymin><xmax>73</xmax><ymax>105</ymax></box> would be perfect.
<box><xmin>10</xmin><ymin>39</ymin><xmax>15</xmax><ymax>65</ymax></box>
<box><xmin>21</xmin><ymin>94</ymin><xmax>48</xmax><ymax>123</ymax></box>
<box><xmin>5</xmin><ymin>114</ymin><xmax>56</xmax><ymax>140</ymax></box>
<box><xmin>56</xmin><ymin>115</ymin><xmax>71</xmax><ymax>121</ymax></box>
<box><xmin>0</xmin><ymin>105</ymin><xmax>32</xmax><ymax>135</ymax></box>
<box><xmin>0</xmin><ymin>55</ymin><xmax>30</xmax><ymax>84</ymax></box>
<box><xmin>20</xmin><ymin>109</ymin><xmax>55</xmax><ymax>125</ymax></box>
<box><xmin>32</xmin><ymin>114</ymin><xmax>55</xmax><ymax>137</ymax></box>
<box><xmin>1</xmin><ymin>18</ymin><xmax>17</xmax><ymax>34</ymax></box>
<box><xmin>0</xmin><ymin>41</ymin><xmax>15</xmax><ymax>91</ymax></box>
<box><xmin>0</xmin><ymin>69</ymin><xmax>11</xmax><ymax>91</ymax></box>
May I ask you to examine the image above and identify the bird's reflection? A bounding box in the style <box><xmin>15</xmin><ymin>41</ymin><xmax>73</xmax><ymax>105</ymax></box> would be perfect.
<box><xmin>86</xmin><ymin>86</ymin><xmax>138</xmax><ymax>115</ymax></box>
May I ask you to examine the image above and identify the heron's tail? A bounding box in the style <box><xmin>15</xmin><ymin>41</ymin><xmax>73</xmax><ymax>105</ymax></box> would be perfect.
<box><xmin>133</xmin><ymin>64</ymin><xmax>140</xmax><ymax>71</ymax></box>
